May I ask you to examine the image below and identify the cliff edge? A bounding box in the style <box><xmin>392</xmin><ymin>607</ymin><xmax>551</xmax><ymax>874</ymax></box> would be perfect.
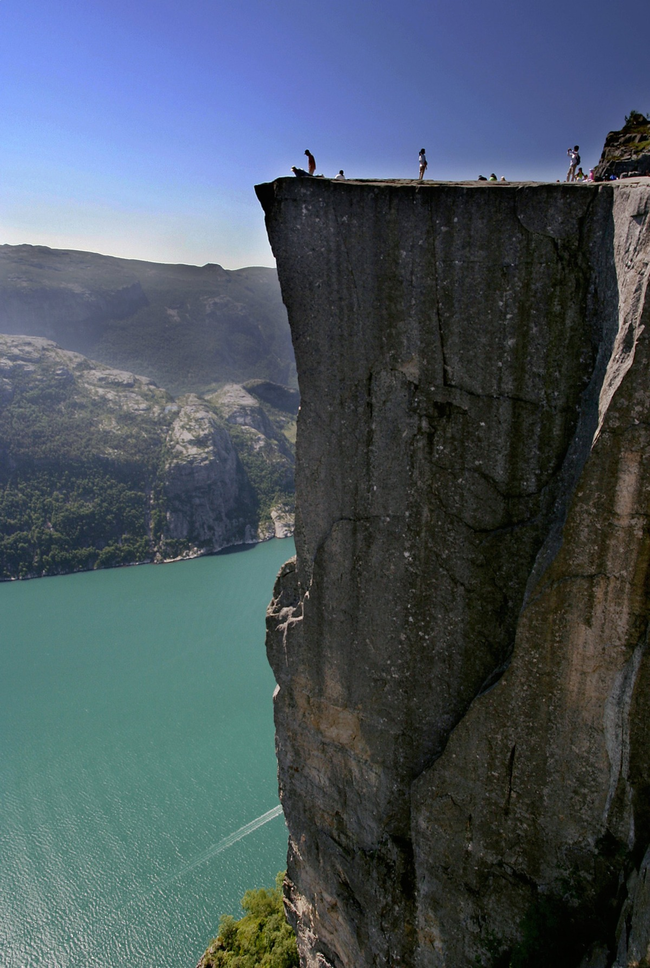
<box><xmin>256</xmin><ymin>177</ymin><xmax>650</xmax><ymax>967</ymax></box>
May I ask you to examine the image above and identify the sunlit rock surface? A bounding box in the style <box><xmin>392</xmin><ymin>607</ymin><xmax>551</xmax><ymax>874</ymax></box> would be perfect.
<box><xmin>594</xmin><ymin>112</ymin><xmax>650</xmax><ymax>181</ymax></box>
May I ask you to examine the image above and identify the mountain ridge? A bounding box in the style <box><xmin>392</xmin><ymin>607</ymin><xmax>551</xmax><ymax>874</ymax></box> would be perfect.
<box><xmin>0</xmin><ymin>243</ymin><xmax>295</xmax><ymax>395</ymax></box>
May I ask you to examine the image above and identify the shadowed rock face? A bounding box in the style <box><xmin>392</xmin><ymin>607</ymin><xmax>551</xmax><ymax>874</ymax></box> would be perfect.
<box><xmin>594</xmin><ymin>112</ymin><xmax>650</xmax><ymax>180</ymax></box>
<box><xmin>257</xmin><ymin>178</ymin><xmax>650</xmax><ymax>967</ymax></box>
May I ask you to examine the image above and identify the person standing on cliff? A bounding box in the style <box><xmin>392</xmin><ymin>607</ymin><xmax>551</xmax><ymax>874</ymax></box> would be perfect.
<box><xmin>566</xmin><ymin>146</ymin><xmax>580</xmax><ymax>181</ymax></box>
<box><xmin>418</xmin><ymin>148</ymin><xmax>428</xmax><ymax>180</ymax></box>
<box><xmin>305</xmin><ymin>150</ymin><xmax>316</xmax><ymax>175</ymax></box>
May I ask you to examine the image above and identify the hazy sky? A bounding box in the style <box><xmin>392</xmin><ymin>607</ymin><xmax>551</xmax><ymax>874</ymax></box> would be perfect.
<box><xmin>1</xmin><ymin>0</ymin><xmax>648</xmax><ymax>268</ymax></box>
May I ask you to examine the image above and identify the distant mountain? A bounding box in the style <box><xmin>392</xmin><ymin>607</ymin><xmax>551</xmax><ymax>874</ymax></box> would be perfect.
<box><xmin>0</xmin><ymin>244</ymin><xmax>296</xmax><ymax>395</ymax></box>
<box><xmin>0</xmin><ymin>336</ymin><xmax>295</xmax><ymax>580</ymax></box>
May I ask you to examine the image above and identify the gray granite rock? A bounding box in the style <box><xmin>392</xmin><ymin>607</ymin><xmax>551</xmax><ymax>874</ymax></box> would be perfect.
<box><xmin>163</xmin><ymin>395</ymin><xmax>257</xmax><ymax>553</ymax></box>
<box><xmin>258</xmin><ymin>178</ymin><xmax>650</xmax><ymax>967</ymax></box>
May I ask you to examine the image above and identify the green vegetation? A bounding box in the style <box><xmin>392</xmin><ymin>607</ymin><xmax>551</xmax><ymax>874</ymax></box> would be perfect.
<box><xmin>625</xmin><ymin>110</ymin><xmax>650</xmax><ymax>125</ymax></box>
<box><xmin>0</xmin><ymin>467</ymin><xmax>159</xmax><ymax>579</ymax></box>
<box><xmin>0</xmin><ymin>338</ymin><xmax>295</xmax><ymax>579</ymax></box>
<box><xmin>227</xmin><ymin>424</ymin><xmax>295</xmax><ymax>526</ymax></box>
<box><xmin>199</xmin><ymin>872</ymin><xmax>298</xmax><ymax>968</ymax></box>
<box><xmin>0</xmin><ymin>247</ymin><xmax>299</xmax><ymax>579</ymax></box>
<box><xmin>0</xmin><ymin>351</ymin><xmax>167</xmax><ymax>579</ymax></box>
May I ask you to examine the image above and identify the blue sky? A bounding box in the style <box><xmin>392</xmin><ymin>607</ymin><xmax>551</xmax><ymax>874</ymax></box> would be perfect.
<box><xmin>1</xmin><ymin>0</ymin><xmax>648</xmax><ymax>267</ymax></box>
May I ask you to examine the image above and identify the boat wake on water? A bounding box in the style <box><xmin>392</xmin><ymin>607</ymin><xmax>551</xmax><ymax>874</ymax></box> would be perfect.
<box><xmin>157</xmin><ymin>805</ymin><xmax>285</xmax><ymax>889</ymax></box>
<box><xmin>108</xmin><ymin>805</ymin><xmax>285</xmax><ymax>931</ymax></box>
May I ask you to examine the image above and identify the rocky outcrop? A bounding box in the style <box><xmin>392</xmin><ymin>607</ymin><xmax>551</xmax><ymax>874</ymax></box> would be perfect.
<box><xmin>594</xmin><ymin>112</ymin><xmax>650</xmax><ymax>180</ymax></box>
<box><xmin>208</xmin><ymin>383</ymin><xmax>296</xmax><ymax>539</ymax></box>
<box><xmin>209</xmin><ymin>383</ymin><xmax>290</xmax><ymax>445</ymax></box>
<box><xmin>243</xmin><ymin>379</ymin><xmax>300</xmax><ymax>416</ymax></box>
<box><xmin>163</xmin><ymin>396</ymin><xmax>257</xmax><ymax>553</ymax></box>
<box><xmin>258</xmin><ymin>177</ymin><xmax>650</xmax><ymax>967</ymax></box>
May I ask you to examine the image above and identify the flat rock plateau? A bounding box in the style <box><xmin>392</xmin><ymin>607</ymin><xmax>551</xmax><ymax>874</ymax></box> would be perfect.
<box><xmin>257</xmin><ymin>177</ymin><xmax>650</xmax><ymax>967</ymax></box>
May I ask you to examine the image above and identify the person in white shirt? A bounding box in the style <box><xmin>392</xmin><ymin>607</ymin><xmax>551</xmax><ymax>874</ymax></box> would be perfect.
<box><xmin>418</xmin><ymin>149</ymin><xmax>428</xmax><ymax>180</ymax></box>
<box><xmin>566</xmin><ymin>146</ymin><xmax>580</xmax><ymax>182</ymax></box>
<box><xmin>334</xmin><ymin>170</ymin><xmax>346</xmax><ymax>180</ymax></box>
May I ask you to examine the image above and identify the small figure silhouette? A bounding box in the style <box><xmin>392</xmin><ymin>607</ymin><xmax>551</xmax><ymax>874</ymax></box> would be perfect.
<box><xmin>418</xmin><ymin>148</ymin><xmax>428</xmax><ymax>180</ymax></box>
<box><xmin>566</xmin><ymin>146</ymin><xmax>580</xmax><ymax>182</ymax></box>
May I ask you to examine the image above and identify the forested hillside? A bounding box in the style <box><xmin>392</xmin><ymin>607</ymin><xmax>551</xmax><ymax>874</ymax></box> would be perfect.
<box><xmin>0</xmin><ymin>336</ymin><xmax>295</xmax><ymax>580</ymax></box>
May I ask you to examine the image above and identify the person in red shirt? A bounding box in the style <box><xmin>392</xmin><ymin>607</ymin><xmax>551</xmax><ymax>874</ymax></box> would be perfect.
<box><xmin>305</xmin><ymin>150</ymin><xmax>316</xmax><ymax>175</ymax></box>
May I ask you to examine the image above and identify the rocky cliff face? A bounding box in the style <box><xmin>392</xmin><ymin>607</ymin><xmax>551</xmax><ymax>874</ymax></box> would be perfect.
<box><xmin>257</xmin><ymin>178</ymin><xmax>650</xmax><ymax>967</ymax></box>
<box><xmin>162</xmin><ymin>395</ymin><xmax>257</xmax><ymax>553</ymax></box>
<box><xmin>595</xmin><ymin>113</ymin><xmax>650</xmax><ymax>180</ymax></box>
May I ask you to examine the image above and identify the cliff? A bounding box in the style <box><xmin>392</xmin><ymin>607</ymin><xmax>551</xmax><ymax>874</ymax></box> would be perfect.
<box><xmin>0</xmin><ymin>336</ymin><xmax>295</xmax><ymax>579</ymax></box>
<box><xmin>257</xmin><ymin>177</ymin><xmax>650</xmax><ymax>967</ymax></box>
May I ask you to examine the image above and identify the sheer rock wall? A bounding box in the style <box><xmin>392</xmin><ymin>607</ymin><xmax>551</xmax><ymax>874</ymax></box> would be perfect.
<box><xmin>256</xmin><ymin>178</ymin><xmax>650</xmax><ymax>968</ymax></box>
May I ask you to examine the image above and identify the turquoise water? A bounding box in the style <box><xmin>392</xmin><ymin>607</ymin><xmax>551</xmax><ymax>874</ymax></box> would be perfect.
<box><xmin>0</xmin><ymin>539</ymin><xmax>294</xmax><ymax>968</ymax></box>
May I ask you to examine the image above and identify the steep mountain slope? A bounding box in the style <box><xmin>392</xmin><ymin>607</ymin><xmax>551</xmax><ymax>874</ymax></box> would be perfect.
<box><xmin>0</xmin><ymin>336</ymin><xmax>294</xmax><ymax>580</ymax></box>
<box><xmin>0</xmin><ymin>245</ymin><xmax>295</xmax><ymax>394</ymax></box>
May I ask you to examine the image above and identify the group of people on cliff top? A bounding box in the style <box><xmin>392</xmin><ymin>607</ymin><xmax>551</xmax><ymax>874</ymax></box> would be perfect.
<box><xmin>291</xmin><ymin>150</ymin><xmax>345</xmax><ymax>180</ymax></box>
<box><xmin>292</xmin><ymin>147</ymin><xmax>430</xmax><ymax>181</ymax></box>
<box><xmin>566</xmin><ymin>146</ymin><xmax>595</xmax><ymax>182</ymax></box>
<box><xmin>290</xmin><ymin>146</ymin><xmax>606</xmax><ymax>183</ymax></box>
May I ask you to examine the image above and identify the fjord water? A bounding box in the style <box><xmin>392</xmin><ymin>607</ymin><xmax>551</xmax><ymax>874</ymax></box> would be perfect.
<box><xmin>0</xmin><ymin>539</ymin><xmax>294</xmax><ymax>968</ymax></box>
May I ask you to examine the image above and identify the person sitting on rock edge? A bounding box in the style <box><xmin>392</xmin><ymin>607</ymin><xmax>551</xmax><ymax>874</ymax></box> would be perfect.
<box><xmin>334</xmin><ymin>170</ymin><xmax>346</xmax><ymax>180</ymax></box>
<box><xmin>489</xmin><ymin>173</ymin><xmax>497</xmax><ymax>181</ymax></box>
<box><xmin>291</xmin><ymin>166</ymin><xmax>311</xmax><ymax>177</ymax></box>
<box><xmin>305</xmin><ymin>149</ymin><xmax>316</xmax><ymax>175</ymax></box>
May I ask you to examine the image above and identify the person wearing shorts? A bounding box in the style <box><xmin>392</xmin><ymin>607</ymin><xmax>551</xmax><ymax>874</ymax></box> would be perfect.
<box><xmin>566</xmin><ymin>146</ymin><xmax>580</xmax><ymax>182</ymax></box>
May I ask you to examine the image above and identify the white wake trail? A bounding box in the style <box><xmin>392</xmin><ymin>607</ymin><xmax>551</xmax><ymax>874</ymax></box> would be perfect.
<box><xmin>116</xmin><ymin>805</ymin><xmax>285</xmax><ymax>920</ymax></box>
<box><xmin>160</xmin><ymin>805</ymin><xmax>284</xmax><ymax>887</ymax></box>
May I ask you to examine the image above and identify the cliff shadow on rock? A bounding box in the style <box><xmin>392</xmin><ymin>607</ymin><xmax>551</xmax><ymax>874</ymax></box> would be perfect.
<box><xmin>258</xmin><ymin>177</ymin><xmax>650</xmax><ymax>968</ymax></box>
